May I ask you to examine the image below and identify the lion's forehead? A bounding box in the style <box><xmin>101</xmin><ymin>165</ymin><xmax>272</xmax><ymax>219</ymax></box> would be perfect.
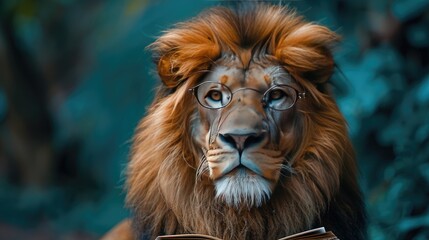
<box><xmin>204</xmin><ymin>61</ymin><xmax>295</xmax><ymax>90</ymax></box>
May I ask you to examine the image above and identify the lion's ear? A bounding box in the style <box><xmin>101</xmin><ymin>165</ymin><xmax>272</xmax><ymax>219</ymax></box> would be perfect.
<box><xmin>150</xmin><ymin>27</ymin><xmax>221</xmax><ymax>88</ymax></box>
<box><xmin>274</xmin><ymin>24</ymin><xmax>340</xmax><ymax>84</ymax></box>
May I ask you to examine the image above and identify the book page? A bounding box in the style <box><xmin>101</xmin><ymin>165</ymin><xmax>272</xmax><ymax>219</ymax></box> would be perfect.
<box><xmin>278</xmin><ymin>227</ymin><xmax>336</xmax><ymax>240</ymax></box>
<box><xmin>156</xmin><ymin>227</ymin><xmax>338</xmax><ymax>240</ymax></box>
<box><xmin>156</xmin><ymin>234</ymin><xmax>222</xmax><ymax>240</ymax></box>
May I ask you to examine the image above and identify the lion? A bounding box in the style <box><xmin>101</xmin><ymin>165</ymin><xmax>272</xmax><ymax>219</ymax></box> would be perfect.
<box><xmin>105</xmin><ymin>3</ymin><xmax>366</xmax><ymax>240</ymax></box>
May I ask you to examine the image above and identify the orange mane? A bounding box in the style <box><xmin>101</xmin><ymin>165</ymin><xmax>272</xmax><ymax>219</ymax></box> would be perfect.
<box><xmin>126</xmin><ymin>4</ymin><xmax>365</xmax><ymax>240</ymax></box>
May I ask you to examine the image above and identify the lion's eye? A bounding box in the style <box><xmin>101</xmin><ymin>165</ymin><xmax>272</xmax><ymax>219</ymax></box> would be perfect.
<box><xmin>263</xmin><ymin>85</ymin><xmax>297</xmax><ymax>110</ymax></box>
<box><xmin>193</xmin><ymin>82</ymin><xmax>232</xmax><ymax>109</ymax></box>
<box><xmin>269</xmin><ymin>89</ymin><xmax>286</xmax><ymax>101</ymax></box>
<box><xmin>207</xmin><ymin>90</ymin><xmax>222</xmax><ymax>101</ymax></box>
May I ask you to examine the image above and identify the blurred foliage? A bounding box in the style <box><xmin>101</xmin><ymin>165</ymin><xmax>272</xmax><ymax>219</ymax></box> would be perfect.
<box><xmin>0</xmin><ymin>0</ymin><xmax>428</xmax><ymax>239</ymax></box>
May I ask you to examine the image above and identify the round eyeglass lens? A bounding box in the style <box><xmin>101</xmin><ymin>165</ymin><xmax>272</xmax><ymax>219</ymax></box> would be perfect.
<box><xmin>263</xmin><ymin>85</ymin><xmax>297</xmax><ymax>110</ymax></box>
<box><xmin>196</xmin><ymin>82</ymin><xmax>232</xmax><ymax>109</ymax></box>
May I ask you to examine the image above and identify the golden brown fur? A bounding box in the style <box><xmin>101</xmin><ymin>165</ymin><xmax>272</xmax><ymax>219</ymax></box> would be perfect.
<box><xmin>125</xmin><ymin>4</ymin><xmax>365</xmax><ymax>240</ymax></box>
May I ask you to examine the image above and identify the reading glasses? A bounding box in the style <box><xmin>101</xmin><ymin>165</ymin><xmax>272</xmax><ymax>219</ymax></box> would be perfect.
<box><xmin>189</xmin><ymin>81</ymin><xmax>306</xmax><ymax>111</ymax></box>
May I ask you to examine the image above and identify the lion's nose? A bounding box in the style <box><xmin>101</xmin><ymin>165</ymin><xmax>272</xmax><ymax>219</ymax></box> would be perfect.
<box><xmin>219</xmin><ymin>132</ymin><xmax>265</xmax><ymax>153</ymax></box>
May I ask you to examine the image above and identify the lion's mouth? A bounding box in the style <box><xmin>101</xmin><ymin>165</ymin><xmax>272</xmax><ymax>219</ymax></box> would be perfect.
<box><xmin>204</xmin><ymin>136</ymin><xmax>284</xmax><ymax>208</ymax></box>
<box><xmin>206</xmin><ymin>148</ymin><xmax>283</xmax><ymax>181</ymax></box>
<box><xmin>221</xmin><ymin>165</ymin><xmax>261</xmax><ymax>181</ymax></box>
<box><xmin>226</xmin><ymin>165</ymin><xmax>252</xmax><ymax>175</ymax></box>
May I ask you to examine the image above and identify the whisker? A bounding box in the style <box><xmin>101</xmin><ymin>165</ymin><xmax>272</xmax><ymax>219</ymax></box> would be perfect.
<box><xmin>196</xmin><ymin>154</ymin><xmax>209</xmax><ymax>181</ymax></box>
<box><xmin>182</xmin><ymin>152</ymin><xmax>196</xmax><ymax>170</ymax></box>
<box><xmin>280</xmin><ymin>156</ymin><xmax>295</xmax><ymax>177</ymax></box>
<box><xmin>281</xmin><ymin>163</ymin><xmax>295</xmax><ymax>175</ymax></box>
<box><xmin>279</xmin><ymin>166</ymin><xmax>294</xmax><ymax>178</ymax></box>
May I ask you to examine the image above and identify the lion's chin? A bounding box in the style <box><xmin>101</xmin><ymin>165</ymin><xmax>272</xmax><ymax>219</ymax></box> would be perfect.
<box><xmin>214</xmin><ymin>167</ymin><xmax>272</xmax><ymax>208</ymax></box>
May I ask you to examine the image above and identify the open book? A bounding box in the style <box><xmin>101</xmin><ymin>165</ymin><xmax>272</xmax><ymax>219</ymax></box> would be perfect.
<box><xmin>156</xmin><ymin>227</ymin><xmax>338</xmax><ymax>240</ymax></box>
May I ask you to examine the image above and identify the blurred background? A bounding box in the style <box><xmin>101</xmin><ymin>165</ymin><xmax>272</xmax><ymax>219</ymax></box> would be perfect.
<box><xmin>0</xmin><ymin>0</ymin><xmax>428</xmax><ymax>239</ymax></box>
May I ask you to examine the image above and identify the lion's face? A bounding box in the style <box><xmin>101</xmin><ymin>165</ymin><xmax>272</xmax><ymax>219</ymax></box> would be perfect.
<box><xmin>191</xmin><ymin>56</ymin><xmax>303</xmax><ymax>207</ymax></box>
<box><xmin>126</xmin><ymin>4</ymin><xmax>366</xmax><ymax>239</ymax></box>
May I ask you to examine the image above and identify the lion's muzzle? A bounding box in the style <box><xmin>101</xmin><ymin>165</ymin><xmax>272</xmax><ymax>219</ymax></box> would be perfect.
<box><xmin>208</xmin><ymin>99</ymin><xmax>269</xmax><ymax>179</ymax></box>
<box><xmin>203</xmin><ymin>95</ymin><xmax>284</xmax><ymax>207</ymax></box>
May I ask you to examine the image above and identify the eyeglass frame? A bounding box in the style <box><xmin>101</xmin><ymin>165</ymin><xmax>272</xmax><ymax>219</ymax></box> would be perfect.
<box><xmin>188</xmin><ymin>81</ymin><xmax>306</xmax><ymax>110</ymax></box>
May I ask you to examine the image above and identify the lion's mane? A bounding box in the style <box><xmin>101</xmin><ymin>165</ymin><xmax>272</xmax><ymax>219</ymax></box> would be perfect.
<box><xmin>126</xmin><ymin>4</ymin><xmax>366</xmax><ymax>240</ymax></box>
